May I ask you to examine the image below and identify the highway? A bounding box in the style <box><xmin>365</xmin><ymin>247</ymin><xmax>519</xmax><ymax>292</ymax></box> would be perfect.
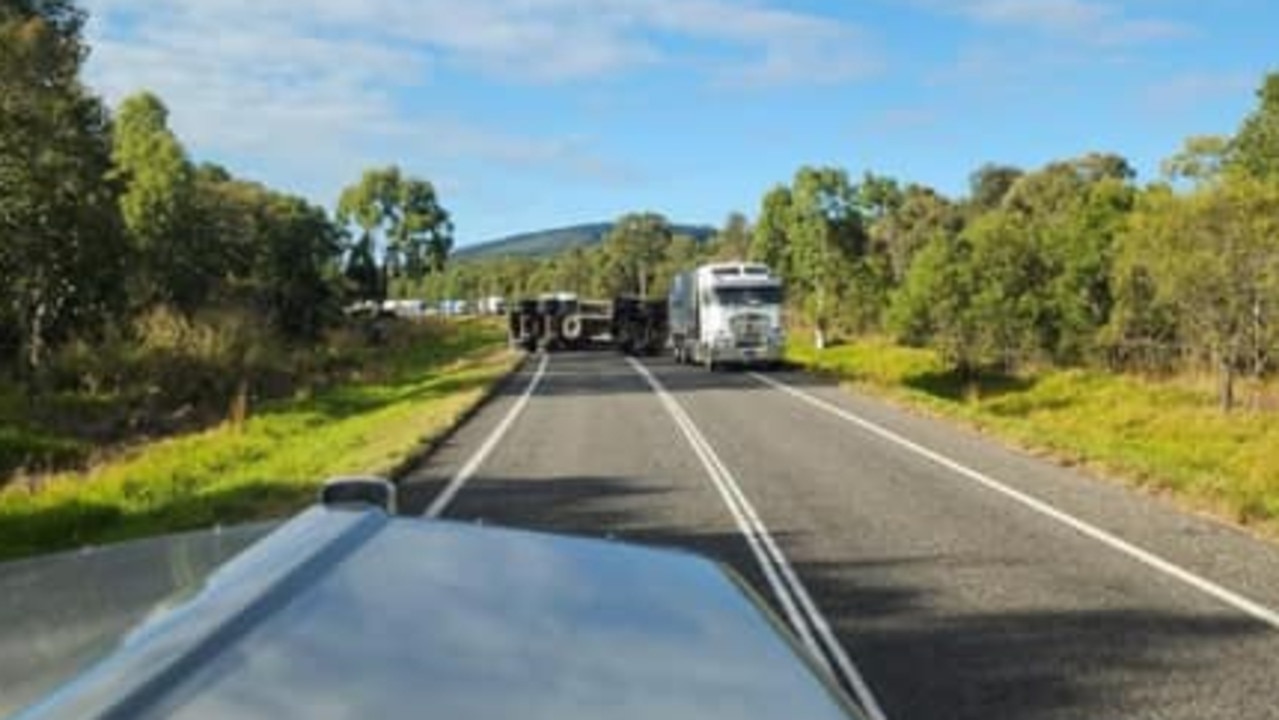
<box><xmin>398</xmin><ymin>351</ymin><xmax>1279</xmax><ymax>720</ymax></box>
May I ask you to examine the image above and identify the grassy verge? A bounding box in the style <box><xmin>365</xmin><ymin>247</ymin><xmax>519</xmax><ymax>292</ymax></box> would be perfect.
<box><xmin>788</xmin><ymin>338</ymin><xmax>1279</xmax><ymax>535</ymax></box>
<box><xmin>0</xmin><ymin>320</ymin><xmax>517</xmax><ymax>561</ymax></box>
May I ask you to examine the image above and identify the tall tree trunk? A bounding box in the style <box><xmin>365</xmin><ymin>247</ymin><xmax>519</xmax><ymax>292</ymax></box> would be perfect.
<box><xmin>20</xmin><ymin>277</ymin><xmax>49</xmax><ymax>401</ymax></box>
<box><xmin>1219</xmin><ymin>353</ymin><xmax>1236</xmax><ymax>412</ymax></box>
<box><xmin>813</xmin><ymin>286</ymin><xmax>828</xmax><ymax>350</ymax></box>
<box><xmin>26</xmin><ymin>302</ymin><xmax>46</xmax><ymax>379</ymax></box>
<box><xmin>229</xmin><ymin>376</ymin><xmax>250</xmax><ymax>431</ymax></box>
<box><xmin>1253</xmin><ymin>294</ymin><xmax>1266</xmax><ymax>379</ymax></box>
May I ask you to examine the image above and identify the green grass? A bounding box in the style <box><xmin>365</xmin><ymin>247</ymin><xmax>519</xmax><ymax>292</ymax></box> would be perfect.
<box><xmin>0</xmin><ymin>320</ymin><xmax>517</xmax><ymax>561</ymax></box>
<box><xmin>789</xmin><ymin>337</ymin><xmax>1279</xmax><ymax>532</ymax></box>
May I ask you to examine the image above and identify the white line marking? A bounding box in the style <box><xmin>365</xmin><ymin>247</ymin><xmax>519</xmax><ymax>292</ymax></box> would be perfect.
<box><xmin>424</xmin><ymin>354</ymin><xmax>549</xmax><ymax>519</ymax></box>
<box><xmin>630</xmin><ymin>358</ymin><xmax>889</xmax><ymax>720</ymax></box>
<box><xmin>750</xmin><ymin>371</ymin><xmax>1279</xmax><ymax>631</ymax></box>
<box><xmin>631</xmin><ymin>361</ymin><xmax>821</xmax><ymax>658</ymax></box>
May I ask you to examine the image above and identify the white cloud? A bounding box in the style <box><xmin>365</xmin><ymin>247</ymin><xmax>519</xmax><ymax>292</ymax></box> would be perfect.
<box><xmin>85</xmin><ymin>0</ymin><xmax>878</xmax><ymax>86</ymax></box>
<box><xmin>918</xmin><ymin>0</ymin><xmax>1190</xmax><ymax>46</ymax></box>
<box><xmin>925</xmin><ymin>43</ymin><xmax>1090</xmax><ymax>90</ymax></box>
<box><xmin>1141</xmin><ymin>71</ymin><xmax>1256</xmax><ymax>111</ymax></box>
<box><xmin>918</xmin><ymin>1</ymin><xmax>1188</xmax><ymax>94</ymax></box>
<box><xmin>79</xmin><ymin>0</ymin><xmax>876</xmax><ymax>205</ymax></box>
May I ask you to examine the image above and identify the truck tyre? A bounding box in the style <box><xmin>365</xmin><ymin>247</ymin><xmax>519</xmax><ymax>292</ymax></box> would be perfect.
<box><xmin>562</xmin><ymin>315</ymin><xmax>583</xmax><ymax>343</ymax></box>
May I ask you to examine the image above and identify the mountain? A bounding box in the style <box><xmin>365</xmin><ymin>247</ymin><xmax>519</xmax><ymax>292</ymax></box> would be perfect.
<box><xmin>454</xmin><ymin>222</ymin><xmax>717</xmax><ymax>261</ymax></box>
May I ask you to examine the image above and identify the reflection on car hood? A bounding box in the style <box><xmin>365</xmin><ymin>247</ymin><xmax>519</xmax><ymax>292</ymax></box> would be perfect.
<box><xmin>0</xmin><ymin>522</ymin><xmax>276</xmax><ymax>717</ymax></box>
<box><xmin>5</xmin><ymin>507</ymin><xmax>864</xmax><ymax>720</ymax></box>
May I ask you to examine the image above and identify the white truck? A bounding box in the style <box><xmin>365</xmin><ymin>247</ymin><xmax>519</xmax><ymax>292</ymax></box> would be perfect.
<box><xmin>668</xmin><ymin>262</ymin><xmax>785</xmax><ymax>370</ymax></box>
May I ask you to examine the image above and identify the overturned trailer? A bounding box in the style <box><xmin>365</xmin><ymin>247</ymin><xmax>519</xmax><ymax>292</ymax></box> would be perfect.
<box><xmin>508</xmin><ymin>293</ymin><xmax>611</xmax><ymax>352</ymax></box>
<box><xmin>507</xmin><ymin>293</ymin><xmax>667</xmax><ymax>355</ymax></box>
<box><xmin>508</xmin><ymin>299</ymin><xmax>541</xmax><ymax>351</ymax></box>
<box><xmin>612</xmin><ymin>296</ymin><xmax>668</xmax><ymax>356</ymax></box>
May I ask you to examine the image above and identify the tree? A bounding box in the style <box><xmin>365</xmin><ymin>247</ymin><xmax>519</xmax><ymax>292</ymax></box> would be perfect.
<box><xmin>653</xmin><ymin>233</ymin><xmax>701</xmax><ymax>297</ymax></box>
<box><xmin>1116</xmin><ymin>175</ymin><xmax>1279</xmax><ymax>410</ymax></box>
<box><xmin>1002</xmin><ymin>161</ymin><xmax>1088</xmax><ymax>217</ymax></box>
<box><xmin>337</xmin><ymin>166</ymin><xmax>398</xmax><ymax>300</ymax></box>
<box><xmin>259</xmin><ymin>195</ymin><xmax>344</xmax><ymax>340</ymax></box>
<box><xmin>973</xmin><ymin>156</ymin><xmax>1136</xmax><ymax>366</ymax></box>
<box><xmin>183</xmin><ymin>166</ymin><xmax>346</xmax><ymax>337</ymax></box>
<box><xmin>787</xmin><ymin>166</ymin><xmax>867</xmax><ymax>348</ymax></box>
<box><xmin>552</xmin><ymin>247</ymin><xmax>593</xmax><ymax>295</ymax></box>
<box><xmin>965</xmin><ymin>211</ymin><xmax>1054</xmax><ymax>370</ymax></box>
<box><xmin>1102</xmin><ymin>235</ymin><xmax>1181</xmax><ymax>373</ymax></box>
<box><xmin>111</xmin><ymin>91</ymin><xmax>199</xmax><ymax>309</ymax></box>
<box><xmin>709</xmin><ymin>212</ymin><xmax>751</xmax><ymax>261</ymax></box>
<box><xmin>1229</xmin><ymin>72</ymin><xmax>1279</xmax><ymax>182</ymax></box>
<box><xmin>1073</xmin><ymin>152</ymin><xmax>1136</xmax><ymax>184</ymax></box>
<box><xmin>1045</xmin><ymin>176</ymin><xmax>1134</xmax><ymax>362</ymax></box>
<box><xmin>601</xmin><ymin>212</ymin><xmax>672</xmax><ymax>298</ymax></box>
<box><xmin>344</xmin><ymin>233</ymin><xmax>382</xmax><ymax>303</ymax></box>
<box><xmin>869</xmin><ymin>183</ymin><xmax>963</xmax><ymax>282</ymax></box>
<box><xmin>1162</xmin><ymin>135</ymin><xmax>1230</xmax><ymax>186</ymax></box>
<box><xmin>857</xmin><ymin>171</ymin><xmax>904</xmax><ymax>222</ymax></box>
<box><xmin>968</xmin><ymin>163</ymin><xmax>1023</xmax><ymax>212</ymax></box>
<box><xmin>750</xmin><ymin>185</ymin><xmax>793</xmax><ymax>275</ymax></box>
<box><xmin>187</xmin><ymin>164</ymin><xmax>260</xmax><ymax>292</ymax></box>
<box><xmin>1</xmin><ymin>0</ymin><xmax>127</xmax><ymax>377</ymax></box>
<box><xmin>391</xmin><ymin>177</ymin><xmax>453</xmax><ymax>279</ymax></box>
<box><xmin>337</xmin><ymin>166</ymin><xmax>453</xmax><ymax>298</ymax></box>
<box><xmin>888</xmin><ymin>234</ymin><xmax>980</xmax><ymax>374</ymax></box>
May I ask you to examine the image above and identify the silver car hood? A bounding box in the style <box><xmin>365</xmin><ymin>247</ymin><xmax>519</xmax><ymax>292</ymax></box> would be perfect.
<box><xmin>2</xmin><ymin>507</ymin><xmax>863</xmax><ymax>720</ymax></box>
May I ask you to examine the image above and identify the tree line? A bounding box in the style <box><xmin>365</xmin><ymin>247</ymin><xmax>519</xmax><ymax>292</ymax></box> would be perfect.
<box><xmin>414</xmin><ymin>211</ymin><xmax>751</xmax><ymax>306</ymax></box>
<box><xmin>433</xmin><ymin>71</ymin><xmax>1279</xmax><ymax>411</ymax></box>
<box><xmin>1</xmin><ymin>0</ymin><xmax>453</xmax><ymax>391</ymax></box>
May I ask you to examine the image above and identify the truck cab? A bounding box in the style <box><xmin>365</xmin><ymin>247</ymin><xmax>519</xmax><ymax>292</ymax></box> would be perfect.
<box><xmin>669</xmin><ymin>262</ymin><xmax>785</xmax><ymax>370</ymax></box>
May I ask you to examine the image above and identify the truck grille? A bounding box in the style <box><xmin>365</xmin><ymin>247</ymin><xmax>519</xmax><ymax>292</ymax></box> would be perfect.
<box><xmin>730</xmin><ymin>314</ymin><xmax>769</xmax><ymax>348</ymax></box>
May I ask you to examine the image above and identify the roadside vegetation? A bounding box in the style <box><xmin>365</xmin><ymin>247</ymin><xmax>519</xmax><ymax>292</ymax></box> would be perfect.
<box><xmin>0</xmin><ymin>320</ymin><xmax>513</xmax><ymax>561</ymax></box>
<box><xmin>1</xmin><ymin>0</ymin><xmax>503</xmax><ymax>559</ymax></box>
<box><xmin>789</xmin><ymin>339</ymin><xmax>1279</xmax><ymax>532</ymax></box>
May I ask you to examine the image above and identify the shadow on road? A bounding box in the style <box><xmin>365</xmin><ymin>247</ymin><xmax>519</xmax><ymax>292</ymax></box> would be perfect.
<box><xmin>491</xmin><ymin>350</ymin><xmax>833</xmax><ymax>400</ymax></box>
<box><xmin>410</xmin><ymin>470</ymin><xmax>1273</xmax><ymax>720</ymax></box>
<box><xmin>843</xmin><ymin>605</ymin><xmax>1263</xmax><ymax>720</ymax></box>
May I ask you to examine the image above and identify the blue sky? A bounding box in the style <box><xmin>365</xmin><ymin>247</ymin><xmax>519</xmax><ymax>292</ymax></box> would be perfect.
<box><xmin>81</xmin><ymin>0</ymin><xmax>1276</xmax><ymax>248</ymax></box>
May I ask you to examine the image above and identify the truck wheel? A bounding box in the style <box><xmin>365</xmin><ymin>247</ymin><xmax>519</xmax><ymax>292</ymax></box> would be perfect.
<box><xmin>562</xmin><ymin>315</ymin><xmax>583</xmax><ymax>343</ymax></box>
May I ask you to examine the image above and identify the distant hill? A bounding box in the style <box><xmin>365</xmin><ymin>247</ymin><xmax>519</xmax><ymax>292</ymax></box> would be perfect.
<box><xmin>454</xmin><ymin>222</ymin><xmax>716</xmax><ymax>261</ymax></box>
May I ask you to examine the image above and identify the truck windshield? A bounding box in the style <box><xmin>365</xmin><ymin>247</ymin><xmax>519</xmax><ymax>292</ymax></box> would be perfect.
<box><xmin>713</xmin><ymin>287</ymin><xmax>783</xmax><ymax>306</ymax></box>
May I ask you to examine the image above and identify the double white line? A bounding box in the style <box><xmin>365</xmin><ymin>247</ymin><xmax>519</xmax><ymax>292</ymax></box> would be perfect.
<box><xmin>628</xmin><ymin>358</ymin><xmax>888</xmax><ymax>720</ymax></box>
<box><xmin>425</xmin><ymin>352</ymin><xmax>887</xmax><ymax>718</ymax></box>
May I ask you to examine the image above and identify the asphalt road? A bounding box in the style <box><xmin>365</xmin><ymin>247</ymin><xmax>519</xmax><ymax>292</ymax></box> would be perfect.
<box><xmin>398</xmin><ymin>351</ymin><xmax>1279</xmax><ymax>720</ymax></box>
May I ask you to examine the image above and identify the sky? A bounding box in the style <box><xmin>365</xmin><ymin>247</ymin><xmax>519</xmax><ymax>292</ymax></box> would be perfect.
<box><xmin>79</xmin><ymin>0</ymin><xmax>1277</xmax><ymax>248</ymax></box>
